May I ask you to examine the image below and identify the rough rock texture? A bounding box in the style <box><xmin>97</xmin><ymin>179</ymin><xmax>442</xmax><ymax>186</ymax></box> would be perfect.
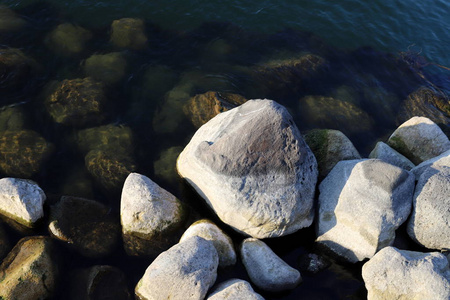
<box><xmin>369</xmin><ymin>141</ymin><xmax>415</xmax><ymax>171</ymax></box>
<box><xmin>48</xmin><ymin>196</ymin><xmax>121</xmax><ymax>258</ymax></box>
<box><xmin>0</xmin><ymin>178</ymin><xmax>46</xmax><ymax>228</ymax></box>
<box><xmin>241</xmin><ymin>238</ymin><xmax>301</xmax><ymax>292</ymax></box>
<box><xmin>180</xmin><ymin>219</ymin><xmax>236</xmax><ymax>268</ymax></box>
<box><xmin>45</xmin><ymin>23</ymin><xmax>92</xmax><ymax>56</ymax></box>
<box><xmin>207</xmin><ymin>279</ymin><xmax>264</xmax><ymax>300</ymax></box>
<box><xmin>0</xmin><ymin>106</ymin><xmax>26</xmax><ymax>132</ymax></box>
<box><xmin>121</xmin><ymin>173</ymin><xmax>186</xmax><ymax>256</ymax></box>
<box><xmin>316</xmin><ymin>159</ymin><xmax>415</xmax><ymax>263</ymax></box>
<box><xmin>0</xmin><ymin>236</ymin><xmax>59</xmax><ymax>300</ymax></box>
<box><xmin>387</xmin><ymin>116</ymin><xmax>450</xmax><ymax>165</ymax></box>
<box><xmin>45</xmin><ymin>78</ymin><xmax>106</xmax><ymax>126</ymax></box>
<box><xmin>77</xmin><ymin>124</ymin><xmax>134</xmax><ymax>156</ymax></box>
<box><xmin>362</xmin><ymin>247</ymin><xmax>450</xmax><ymax>300</ymax></box>
<box><xmin>298</xmin><ymin>253</ymin><xmax>331</xmax><ymax>274</ymax></box>
<box><xmin>135</xmin><ymin>236</ymin><xmax>219</xmax><ymax>300</ymax></box>
<box><xmin>407</xmin><ymin>164</ymin><xmax>450</xmax><ymax>250</ymax></box>
<box><xmin>110</xmin><ymin>18</ymin><xmax>147</xmax><ymax>50</ymax></box>
<box><xmin>0</xmin><ymin>6</ymin><xmax>26</xmax><ymax>33</ymax></box>
<box><xmin>184</xmin><ymin>91</ymin><xmax>247</xmax><ymax>128</ymax></box>
<box><xmin>304</xmin><ymin>129</ymin><xmax>361</xmax><ymax>178</ymax></box>
<box><xmin>0</xmin><ymin>130</ymin><xmax>53</xmax><ymax>178</ymax></box>
<box><xmin>411</xmin><ymin>150</ymin><xmax>450</xmax><ymax>180</ymax></box>
<box><xmin>84</xmin><ymin>52</ymin><xmax>127</xmax><ymax>85</ymax></box>
<box><xmin>177</xmin><ymin>99</ymin><xmax>318</xmax><ymax>238</ymax></box>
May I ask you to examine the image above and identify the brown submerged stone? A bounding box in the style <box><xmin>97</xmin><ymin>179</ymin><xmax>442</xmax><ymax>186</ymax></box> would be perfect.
<box><xmin>110</xmin><ymin>18</ymin><xmax>148</xmax><ymax>50</ymax></box>
<box><xmin>0</xmin><ymin>48</ymin><xmax>38</xmax><ymax>92</ymax></box>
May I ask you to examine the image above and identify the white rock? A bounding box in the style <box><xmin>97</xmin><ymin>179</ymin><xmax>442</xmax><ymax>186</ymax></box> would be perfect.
<box><xmin>411</xmin><ymin>149</ymin><xmax>450</xmax><ymax>180</ymax></box>
<box><xmin>369</xmin><ymin>141</ymin><xmax>415</xmax><ymax>170</ymax></box>
<box><xmin>407</xmin><ymin>165</ymin><xmax>450</xmax><ymax>250</ymax></box>
<box><xmin>180</xmin><ymin>219</ymin><xmax>236</xmax><ymax>267</ymax></box>
<box><xmin>316</xmin><ymin>159</ymin><xmax>414</xmax><ymax>263</ymax></box>
<box><xmin>387</xmin><ymin>116</ymin><xmax>450</xmax><ymax>164</ymax></box>
<box><xmin>240</xmin><ymin>238</ymin><xmax>301</xmax><ymax>292</ymax></box>
<box><xmin>135</xmin><ymin>236</ymin><xmax>219</xmax><ymax>300</ymax></box>
<box><xmin>0</xmin><ymin>178</ymin><xmax>46</xmax><ymax>228</ymax></box>
<box><xmin>177</xmin><ymin>99</ymin><xmax>318</xmax><ymax>238</ymax></box>
<box><xmin>362</xmin><ymin>247</ymin><xmax>450</xmax><ymax>300</ymax></box>
<box><xmin>207</xmin><ymin>279</ymin><xmax>264</xmax><ymax>300</ymax></box>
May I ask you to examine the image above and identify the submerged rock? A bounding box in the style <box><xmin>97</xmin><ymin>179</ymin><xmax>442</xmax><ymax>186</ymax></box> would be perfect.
<box><xmin>0</xmin><ymin>106</ymin><xmax>26</xmax><ymax>132</ymax></box>
<box><xmin>316</xmin><ymin>159</ymin><xmax>414</xmax><ymax>263</ymax></box>
<box><xmin>45</xmin><ymin>78</ymin><xmax>107</xmax><ymax>127</ymax></box>
<box><xmin>0</xmin><ymin>178</ymin><xmax>46</xmax><ymax>229</ymax></box>
<box><xmin>362</xmin><ymin>247</ymin><xmax>450</xmax><ymax>300</ymax></box>
<box><xmin>369</xmin><ymin>141</ymin><xmax>415</xmax><ymax>171</ymax></box>
<box><xmin>0</xmin><ymin>130</ymin><xmax>53</xmax><ymax>178</ymax></box>
<box><xmin>135</xmin><ymin>236</ymin><xmax>219</xmax><ymax>300</ymax></box>
<box><xmin>84</xmin><ymin>52</ymin><xmax>127</xmax><ymax>85</ymax></box>
<box><xmin>0</xmin><ymin>6</ymin><xmax>26</xmax><ymax>33</ymax></box>
<box><xmin>153</xmin><ymin>146</ymin><xmax>183</xmax><ymax>184</ymax></box>
<box><xmin>77</xmin><ymin>124</ymin><xmax>134</xmax><ymax>156</ymax></box>
<box><xmin>0</xmin><ymin>236</ymin><xmax>59</xmax><ymax>300</ymax></box>
<box><xmin>241</xmin><ymin>238</ymin><xmax>301</xmax><ymax>292</ymax></box>
<box><xmin>0</xmin><ymin>48</ymin><xmax>38</xmax><ymax>92</ymax></box>
<box><xmin>121</xmin><ymin>173</ymin><xmax>186</xmax><ymax>256</ymax></box>
<box><xmin>177</xmin><ymin>99</ymin><xmax>318</xmax><ymax>238</ymax></box>
<box><xmin>45</xmin><ymin>23</ymin><xmax>92</xmax><ymax>56</ymax></box>
<box><xmin>110</xmin><ymin>18</ymin><xmax>148</xmax><ymax>50</ymax></box>
<box><xmin>207</xmin><ymin>279</ymin><xmax>264</xmax><ymax>300</ymax></box>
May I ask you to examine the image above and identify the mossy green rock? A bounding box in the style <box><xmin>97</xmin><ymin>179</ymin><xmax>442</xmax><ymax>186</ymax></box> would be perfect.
<box><xmin>45</xmin><ymin>23</ymin><xmax>92</xmax><ymax>56</ymax></box>
<box><xmin>0</xmin><ymin>106</ymin><xmax>26</xmax><ymax>132</ymax></box>
<box><xmin>77</xmin><ymin>124</ymin><xmax>134</xmax><ymax>156</ymax></box>
<box><xmin>154</xmin><ymin>146</ymin><xmax>183</xmax><ymax>184</ymax></box>
<box><xmin>84</xmin><ymin>52</ymin><xmax>127</xmax><ymax>85</ymax></box>
<box><xmin>0</xmin><ymin>6</ymin><xmax>26</xmax><ymax>33</ymax></box>
<box><xmin>110</xmin><ymin>18</ymin><xmax>148</xmax><ymax>50</ymax></box>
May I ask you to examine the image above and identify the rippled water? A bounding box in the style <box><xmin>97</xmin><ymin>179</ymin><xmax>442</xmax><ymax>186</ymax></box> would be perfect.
<box><xmin>0</xmin><ymin>0</ymin><xmax>449</xmax><ymax>299</ymax></box>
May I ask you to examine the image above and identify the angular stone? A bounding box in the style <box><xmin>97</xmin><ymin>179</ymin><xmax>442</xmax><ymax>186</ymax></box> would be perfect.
<box><xmin>0</xmin><ymin>178</ymin><xmax>46</xmax><ymax>228</ymax></box>
<box><xmin>316</xmin><ymin>159</ymin><xmax>414</xmax><ymax>263</ymax></box>
<box><xmin>207</xmin><ymin>279</ymin><xmax>264</xmax><ymax>300</ymax></box>
<box><xmin>45</xmin><ymin>23</ymin><xmax>92</xmax><ymax>56</ymax></box>
<box><xmin>411</xmin><ymin>150</ymin><xmax>450</xmax><ymax>180</ymax></box>
<box><xmin>387</xmin><ymin>116</ymin><xmax>450</xmax><ymax>165</ymax></box>
<box><xmin>84</xmin><ymin>52</ymin><xmax>127</xmax><ymax>85</ymax></box>
<box><xmin>121</xmin><ymin>173</ymin><xmax>186</xmax><ymax>256</ymax></box>
<box><xmin>362</xmin><ymin>247</ymin><xmax>450</xmax><ymax>300</ymax></box>
<box><xmin>0</xmin><ymin>236</ymin><xmax>58</xmax><ymax>300</ymax></box>
<box><xmin>177</xmin><ymin>99</ymin><xmax>318</xmax><ymax>238</ymax></box>
<box><xmin>135</xmin><ymin>236</ymin><xmax>219</xmax><ymax>300</ymax></box>
<box><xmin>180</xmin><ymin>219</ymin><xmax>236</xmax><ymax>268</ymax></box>
<box><xmin>110</xmin><ymin>18</ymin><xmax>147</xmax><ymax>50</ymax></box>
<box><xmin>369</xmin><ymin>141</ymin><xmax>415</xmax><ymax>171</ymax></box>
<box><xmin>304</xmin><ymin>129</ymin><xmax>361</xmax><ymax>178</ymax></box>
<box><xmin>241</xmin><ymin>238</ymin><xmax>301</xmax><ymax>292</ymax></box>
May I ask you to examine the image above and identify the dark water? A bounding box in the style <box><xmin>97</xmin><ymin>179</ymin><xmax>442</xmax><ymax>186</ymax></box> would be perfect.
<box><xmin>0</xmin><ymin>0</ymin><xmax>449</xmax><ymax>299</ymax></box>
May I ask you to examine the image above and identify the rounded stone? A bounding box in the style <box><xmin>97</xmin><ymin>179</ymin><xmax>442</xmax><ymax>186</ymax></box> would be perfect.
<box><xmin>207</xmin><ymin>279</ymin><xmax>264</xmax><ymax>300</ymax></box>
<box><xmin>45</xmin><ymin>23</ymin><xmax>92</xmax><ymax>56</ymax></box>
<box><xmin>110</xmin><ymin>18</ymin><xmax>147</xmax><ymax>50</ymax></box>
<box><xmin>84</xmin><ymin>52</ymin><xmax>127</xmax><ymax>85</ymax></box>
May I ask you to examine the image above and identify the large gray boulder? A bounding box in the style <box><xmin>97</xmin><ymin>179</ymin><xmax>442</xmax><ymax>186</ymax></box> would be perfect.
<box><xmin>207</xmin><ymin>279</ymin><xmax>264</xmax><ymax>300</ymax></box>
<box><xmin>387</xmin><ymin>116</ymin><xmax>450</xmax><ymax>165</ymax></box>
<box><xmin>316</xmin><ymin>159</ymin><xmax>414</xmax><ymax>263</ymax></box>
<box><xmin>407</xmin><ymin>164</ymin><xmax>450</xmax><ymax>250</ymax></box>
<box><xmin>177</xmin><ymin>99</ymin><xmax>318</xmax><ymax>238</ymax></box>
<box><xmin>362</xmin><ymin>247</ymin><xmax>450</xmax><ymax>300</ymax></box>
<box><xmin>135</xmin><ymin>236</ymin><xmax>219</xmax><ymax>300</ymax></box>
<box><xmin>0</xmin><ymin>178</ymin><xmax>46</xmax><ymax>228</ymax></box>
<box><xmin>369</xmin><ymin>141</ymin><xmax>415</xmax><ymax>171</ymax></box>
<box><xmin>121</xmin><ymin>173</ymin><xmax>186</xmax><ymax>256</ymax></box>
<box><xmin>411</xmin><ymin>150</ymin><xmax>450</xmax><ymax>180</ymax></box>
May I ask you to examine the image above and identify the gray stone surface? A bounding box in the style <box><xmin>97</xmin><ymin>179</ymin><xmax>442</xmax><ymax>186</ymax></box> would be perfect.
<box><xmin>407</xmin><ymin>164</ymin><xmax>450</xmax><ymax>250</ymax></box>
<box><xmin>241</xmin><ymin>238</ymin><xmax>301</xmax><ymax>292</ymax></box>
<box><xmin>369</xmin><ymin>141</ymin><xmax>415</xmax><ymax>171</ymax></box>
<box><xmin>0</xmin><ymin>178</ymin><xmax>46</xmax><ymax>228</ymax></box>
<box><xmin>135</xmin><ymin>236</ymin><xmax>219</xmax><ymax>300</ymax></box>
<box><xmin>177</xmin><ymin>99</ymin><xmax>318</xmax><ymax>238</ymax></box>
<box><xmin>121</xmin><ymin>173</ymin><xmax>186</xmax><ymax>256</ymax></box>
<box><xmin>207</xmin><ymin>279</ymin><xmax>264</xmax><ymax>300</ymax></box>
<box><xmin>362</xmin><ymin>247</ymin><xmax>450</xmax><ymax>300</ymax></box>
<box><xmin>387</xmin><ymin>116</ymin><xmax>450</xmax><ymax>165</ymax></box>
<box><xmin>411</xmin><ymin>149</ymin><xmax>450</xmax><ymax>180</ymax></box>
<box><xmin>316</xmin><ymin>159</ymin><xmax>414</xmax><ymax>263</ymax></box>
<box><xmin>180</xmin><ymin>219</ymin><xmax>236</xmax><ymax>268</ymax></box>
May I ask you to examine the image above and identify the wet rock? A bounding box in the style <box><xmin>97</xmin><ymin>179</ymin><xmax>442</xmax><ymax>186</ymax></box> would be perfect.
<box><xmin>0</xmin><ymin>223</ymin><xmax>11</xmax><ymax>260</ymax></box>
<box><xmin>387</xmin><ymin>116</ymin><xmax>450</xmax><ymax>165</ymax></box>
<box><xmin>0</xmin><ymin>130</ymin><xmax>53</xmax><ymax>177</ymax></box>
<box><xmin>77</xmin><ymin>124</ymin><xmax>134</xmax><ymax>156</ymax></box>
<box><xmin>0</xmin><ymin>236</ymin><xmax>59</xmax><ymax>300</ymax></box>
<box><xmin>69</xmin><ymin>265</ymin><xmax>131</xmax><ymax>300</ymax></box>
<box><xmin>316</xmin><ymin>159</ymin><xmax>414</xmax><ymax>263</ymax></box>
<box><xmin>207</xmin><ymin>279</ymin><xmax>264</xmax><ymax>300</ymax></box>
<box><xmin>407</xmin><ymin>164</ymin><xmax>450</xmax><ymax>250</ymax></box>
<box><xmin>84</xmin><ymin>52</ymin><xmax>127</xmax><ymax>85</ymax></box>
<box><xmin>241</xmin><ymin>238</ymin><xmax>301</xmax><ymax>292</ymax></box>
<box><xmin>110</xmin><ymin>18</ymin><xmax>148</xmax><ymax>50</ymax></box>
<box><xmin>361</xmin><ymin>83</ymin><xmax>401</xmax><ymax>126</ymax></box>
<box><xmin>362</xmin><ymin>247</ymin><xmax>450</xmax><ymax>300</ymax></box>
<box><xmin>48</xmin><ymin>196</ymin><xmax>120</xmax><ymax>258</ymax></box>
<box><xmin>45</xmin><ymin>78</ymin><xmax>107</xmax><ymax>127</ymax></box>
<box><xmin>59</xmin><ymin>165</ymin><xmax>95</xmax><ymax>199</ymax></box>
<box><xmin>369</xmin><ymin>141</ymin><xmax>415</xmax><ymax>171</ymax></box>
<box><xmin>298</xmin><ymin>95</ymin><xmax>374</xmax><ymax>135</ymax></box>
<box><xmin>0</xmin><ymin>106</ymin><xmax>26</xmax><ymax>132</ymax></box>
<box><xmin>411</xmin><ymin>150</ymin><xmax>450</xmax><ymax>180</ymax></box>
<box><xmin>154</xmin><ymin>146</ymin><xmax>183</xmax><ymax>184</ymax></box>
<box><xmin>304</xmin><ymin>129</ymin><xmax>361</xmax><ymax>178</ymax></box>
<box><xmin>0</xmin><ymin>48</ymin><xmax>38</xmax><ymax>92</ymax></box>
<box><xmin>121</xmin><ymin>173</ymin><xmax>186</xmax><ymax>256</ymax></box>
<box><xmin>0</xmin><ymin>178</ymin><xmax>46</xmax><ymax>228</ymax></box>
<box><xmin>180</xmin><ymin>219</ymin><xmax>236</xmax><ymax>268</ymax></box>
<box><xmin>0</xmin><ymin>6</ymin><xmax>26</xmax><ymax>33</ymax></box>
<box><xmin>45</xmin><ymin>23</ymin><xmax>92</xmax><ymax>56</ymax></box>
<box><xmin>298</xmin><ymin>253</ymin><xmax>331</xmax><ymax>274</ymax></box>
<box><xmin>177</xmin><ymin>99</ymin><xmax>318</xmax><ymax>238</ymax></box>
<box><xmin>135</xmin><ymin>236</ymin><xmax>219</xmax><ymax>300</ymax></box>
<box><xmin>184</xmin><ymin>91</ymin><xmax>247</xmax><ymax>128</ymax></box>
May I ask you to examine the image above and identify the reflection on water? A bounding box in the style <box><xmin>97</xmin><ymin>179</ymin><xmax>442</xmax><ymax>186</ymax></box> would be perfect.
<box><xmin>0</xmin><ymin>1</ymin><xmax>449</xmax><ymax>299</ymax></box>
